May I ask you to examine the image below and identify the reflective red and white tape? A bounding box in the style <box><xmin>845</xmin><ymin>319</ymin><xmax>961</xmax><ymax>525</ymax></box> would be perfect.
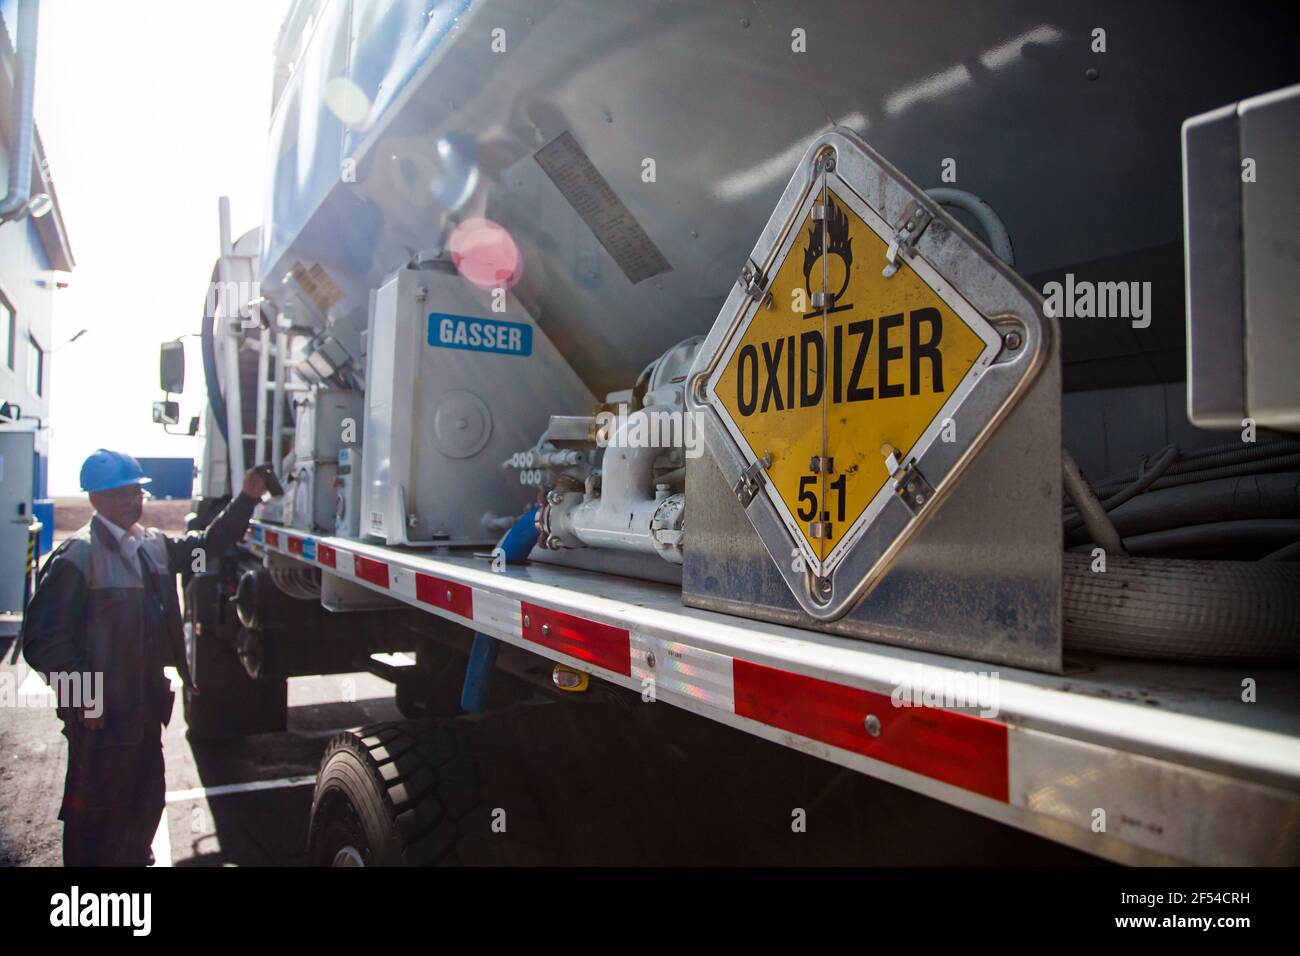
<box><xmin>252</xmin><ymin>525</ymin><xmax>1005</xmax><ymax>799</ymax></box>
<box><xmin>248</xmin><ymin>523</ymin><xmax>1300</xmax><ymax>865</ymax></box>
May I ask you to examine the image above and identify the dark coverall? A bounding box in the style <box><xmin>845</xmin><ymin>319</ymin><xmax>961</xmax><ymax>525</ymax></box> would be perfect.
<box><xmin>21</xmin><ymin>493</ymin><xmax>257</xmax><ymax>866</ymax></box>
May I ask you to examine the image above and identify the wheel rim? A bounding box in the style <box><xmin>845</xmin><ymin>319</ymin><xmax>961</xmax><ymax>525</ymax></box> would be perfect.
<box><xmin>332</xmin><ymin>845</ymin><xmax>366</xmax><ymax>867</ymax></box>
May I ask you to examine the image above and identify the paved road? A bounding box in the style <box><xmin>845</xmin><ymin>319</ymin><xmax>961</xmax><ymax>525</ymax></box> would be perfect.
<box><xmin>1</xmin><ymin>512</ymin><xmax>402</xmax><ymax>867</ymax></box>
<box><xmin>0</xmin><ymin>640</ymin><xmax>401</xmax><ymax>866</ymax></box>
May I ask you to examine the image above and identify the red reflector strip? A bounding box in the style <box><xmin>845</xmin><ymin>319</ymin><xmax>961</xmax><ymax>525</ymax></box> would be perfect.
<box><xmin>265</xmin><ymin>531</ymin><xmax>280</xmax><ymax>549</ymax></box>
<box><xmin>317</xmin><ymin>543</ymin><xmax>337</xmax><ymax>568</ymax></box>
<box><xmin>732</xmin><ymin>659</ymin><xmax>1009</xmax><ymax>802</ymax></box>
<box><xmin>353</xmin><ymin>554</ymin><xmax>389</xmax><ymax>588</ymax></box>
<box><xmin>415</xmin><ymin>573</ymin><xmax>473</xmax><ymax>618</ymax></box>
<box><xmin>287</xmin><ymin>536</ymin><xmax>303</xmax><ymax>556</ymax></box>
<box><xmin>520</xmin><ymin>602</ymin><xmax>631</xmax><ymax>676</ymax></box>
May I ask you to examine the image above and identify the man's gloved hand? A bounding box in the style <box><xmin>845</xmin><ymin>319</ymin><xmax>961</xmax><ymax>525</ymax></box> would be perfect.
<box><xmin>241</xmin><ymin>467</ymin><xmax>270</xmax><ymax>500</ymax></box>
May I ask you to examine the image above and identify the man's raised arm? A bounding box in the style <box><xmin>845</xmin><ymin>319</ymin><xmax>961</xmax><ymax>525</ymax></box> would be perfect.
<box><xmin>164</xmin><ymin>469</ymin><xmax>268</xmax><ymax>573</ymax></box>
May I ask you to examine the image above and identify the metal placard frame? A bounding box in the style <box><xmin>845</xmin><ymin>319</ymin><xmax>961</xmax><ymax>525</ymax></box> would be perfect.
<box><xmin>689</xmin><ymin>130</ymin><xmax>1053</xmax><ymax>623</ymax></box>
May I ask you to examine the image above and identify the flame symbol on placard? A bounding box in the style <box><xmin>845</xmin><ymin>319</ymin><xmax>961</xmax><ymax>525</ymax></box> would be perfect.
<box><xmin>802</xmin><ymin>196</ymin><xmax>853</xmax><ymax>313</ymax></box>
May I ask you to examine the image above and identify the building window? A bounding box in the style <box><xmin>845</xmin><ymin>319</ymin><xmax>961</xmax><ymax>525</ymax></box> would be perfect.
<box><xmin>0</xmin><ymin>290</ymin><xmax>13</xmax><ymax>370</ymax></box>
<box><xmin>27</xmin><ymin>334</ymin><xmax>43</xmax><ymax>396</ymax></box>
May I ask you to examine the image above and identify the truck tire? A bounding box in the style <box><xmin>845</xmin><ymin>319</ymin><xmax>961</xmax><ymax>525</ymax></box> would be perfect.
<box><xmin>184</xmin><ymin>573</ymin><xmax>287</xmax><ymax>740</ymax></box>
<box><xmin>306</xmin><ymin>703</ymin><xmax>668</xmax><ymax>865</ymax></box>
<box><xmin>306</xmin><ymin>717</ymin><xmax>542</xmax><ymax>865</ymax></box>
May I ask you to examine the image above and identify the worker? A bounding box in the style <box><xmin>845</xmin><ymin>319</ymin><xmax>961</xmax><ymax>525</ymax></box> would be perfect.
<box><xmin>21</xmin><ymin>449</ymin><xmax>269</xmax><ymax>866</ymax></box>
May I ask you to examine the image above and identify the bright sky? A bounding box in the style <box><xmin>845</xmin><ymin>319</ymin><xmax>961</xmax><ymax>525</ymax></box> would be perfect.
<box><xmin>33</xmin><ymin>0</ymin><xmax>291</xmax><ymax>494</ymax></box>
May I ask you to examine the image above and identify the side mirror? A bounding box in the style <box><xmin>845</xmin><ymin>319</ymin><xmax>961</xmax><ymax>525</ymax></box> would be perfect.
<box><xmin>153</xmin><ymin>400</ymin><xmax>180</xmax><ymax>425</ymax></box>
<box><xmin>160</xmin><ymin>341</ymin><xmax>185</xmax><ymax>393</ymax></box>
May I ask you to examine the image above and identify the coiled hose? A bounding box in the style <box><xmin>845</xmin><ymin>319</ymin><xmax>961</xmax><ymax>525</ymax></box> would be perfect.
<box><xmin>1065</xmin><ymin>473</ymin><xmax>1300</xmax><ymax>546</ymax></box>
<box><xmin>1094</xmin><ymin>438</ymin><xmax>1300</xmax><ymax>489</ymax></box>
<box><xmin>1060</xmin><ymin>445</ymin><xmax>1300</xmax><ymax>663</ymax></box>
<box><xmin>1064</xmin><ymin>553</ymin><xmax>1300</xmax><ymax>663</ymax></box>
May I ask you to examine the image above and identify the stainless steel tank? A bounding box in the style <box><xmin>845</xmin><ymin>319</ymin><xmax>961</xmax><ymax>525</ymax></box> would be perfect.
<box><xmin>260</xmin><ymin>0</ymin><xmax>1297</xmax><ymax>398</ymax></box>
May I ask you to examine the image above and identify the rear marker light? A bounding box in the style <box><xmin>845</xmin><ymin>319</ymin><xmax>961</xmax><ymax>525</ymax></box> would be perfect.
<box><xmin>552</xmin><ymin>666</ymin><xmax>589</xmax><ymax>692</ymax></box>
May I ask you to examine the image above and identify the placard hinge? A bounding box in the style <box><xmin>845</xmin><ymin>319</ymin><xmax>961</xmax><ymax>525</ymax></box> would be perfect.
<box><xmin>738</xmin><ymin>259</ymin><xmax>772</xmax><ymax>306</ymax></box>
<box><xmin>733</xmin><ymin>452</ymin><xmax>772</xmax><ymax>507</ymax></box>
<box><xmin>882</xmin><ymin>444</ymin><xmax>935</xmax><ymax>515</ymax></box>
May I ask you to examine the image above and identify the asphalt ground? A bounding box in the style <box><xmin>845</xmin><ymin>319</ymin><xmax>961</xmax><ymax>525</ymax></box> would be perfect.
<box><xmin>0</xmin><ymin>646</ymin><xmax>402</xmax><ymax>866</ymax></box>
<box><xmin>2</xmin><ymin>505</ymin><xmax>401</xmax><ymax>867</ymax></box>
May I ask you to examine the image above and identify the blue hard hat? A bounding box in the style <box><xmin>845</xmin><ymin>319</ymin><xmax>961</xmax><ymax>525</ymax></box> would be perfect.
<box><xmin>80</xmin><ymin>449</ymin><xmax>152</xmax><ymax>493</ymax></box>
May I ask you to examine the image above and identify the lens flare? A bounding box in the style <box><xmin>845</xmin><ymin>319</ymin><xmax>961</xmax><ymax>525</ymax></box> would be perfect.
<box><xmin>448</xmin><ymin>217</ymin><xmax>522</xmax><ymax>289</ymax></box>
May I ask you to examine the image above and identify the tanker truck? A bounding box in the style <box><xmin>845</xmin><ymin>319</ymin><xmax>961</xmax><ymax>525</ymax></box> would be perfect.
<box><xmin>153</xmin><ymin>0</ymin><xmax>1300</xmax><ymax>865</ymax></box>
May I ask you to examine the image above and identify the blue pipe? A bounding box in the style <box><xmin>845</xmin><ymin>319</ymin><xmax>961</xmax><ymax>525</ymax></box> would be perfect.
<box><xmin>460</xmin><ymin>507</ymin><xmax>539</xmax><ymax>712</ymax></box>
<box><xmin>460</xmin><ymin>632</ymin><xmax>499</xmax><ymax>714</ymax></box>
<box><xmin>497</xmin><ymin>506</ymin><xmax>540</xmax><ymax>563</ymax></box>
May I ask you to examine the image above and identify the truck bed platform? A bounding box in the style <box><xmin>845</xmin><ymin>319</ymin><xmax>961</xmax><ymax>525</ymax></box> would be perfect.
<box><xmin>250</xmin><ymin>521</ymin><xmax>1300</xmax><ymax>866</ymax></box>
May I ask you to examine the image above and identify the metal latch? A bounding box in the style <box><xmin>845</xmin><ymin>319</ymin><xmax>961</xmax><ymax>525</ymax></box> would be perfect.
<box><xmin>738</xmin><ymin>259</ymin><xmax>772</xmax><ymax>306</ymax></box>
<box><xmin>881</xmin><ymin>443</ymin><xmax>934</xmax><ymax>515</ymax></box>
<box><xmin>882</xmin><ymin>201</ymin><xmax>933</xmax><ymax>278</ymax></box>
<box><xmin>733</xmin><ymin>452</ymin><xmax>772</xmax><ymax>507</ymax></box>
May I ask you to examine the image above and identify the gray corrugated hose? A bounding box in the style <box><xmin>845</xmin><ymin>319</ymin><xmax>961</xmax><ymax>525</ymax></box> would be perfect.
<box><xmin>1066</xmin><ymin>473</ymin><xmax>1300</xmax><ymax>547</ymax></box>
<box><xmin>1064</xmin><ymin>553</ymin><xmax>1300</xmax><ymax>663</ymax></box>
<box><xmin>1262</xmin><ymin>541</ymin><xmax>1300</xmax><ymax>562</ymax></box>
<box><xmin>1062</xmin><ymin>450</ymin><xmax>1127</xmax><ymax>556</ymax></box>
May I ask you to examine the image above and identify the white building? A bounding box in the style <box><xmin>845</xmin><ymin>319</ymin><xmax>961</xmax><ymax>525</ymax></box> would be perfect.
<box><xmin>0</xmin><ymin>5</ymin><xmax>74</xmax><ymax>626</ymax></box>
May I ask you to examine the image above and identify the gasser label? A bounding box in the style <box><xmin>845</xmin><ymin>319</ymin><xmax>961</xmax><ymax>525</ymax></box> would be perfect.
<box><xmin>427</xmin><ymin>313</ymin><xmax>533</xmax><ymax>356</ymax></box>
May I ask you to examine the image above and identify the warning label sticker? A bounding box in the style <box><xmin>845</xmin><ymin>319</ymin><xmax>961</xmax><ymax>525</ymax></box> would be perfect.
<box><xmin>288</xmin><ymin>261</ymin><xmax>344</xmax><ymax>313</ymax></box>
<box><xmin>535</xmin><ymin>131</ymin><xmax>671</xmax><ymax>285</ymax></box>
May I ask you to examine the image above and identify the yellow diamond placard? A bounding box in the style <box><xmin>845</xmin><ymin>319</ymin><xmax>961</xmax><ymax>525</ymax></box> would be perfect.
<box><xmin>712</xmin><ymin>185</ymin><xmax>995</xmax><ymax>574</ymax></box>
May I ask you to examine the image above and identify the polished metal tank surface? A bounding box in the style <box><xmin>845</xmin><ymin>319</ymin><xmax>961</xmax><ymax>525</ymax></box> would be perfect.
<box><xmin>260</xmin><ymin>0</ymin><xmax>1297</xmax><ymax>398</ymax></box>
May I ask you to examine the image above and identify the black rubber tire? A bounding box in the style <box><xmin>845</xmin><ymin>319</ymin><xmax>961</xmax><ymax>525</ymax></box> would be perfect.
<box><xmin>306</xmin><ymin>702</ymin><xmax>669</xmax><ymax>865</ymax></box>
<box><xmin>306</xmin><ymin>715</ymin><xmax>549</xmax><ymax>865</ymax></box>
<box><xmin>183</xmin><ymin>574</ymin><xmax>286</xmax><ymax>740</ymax></box>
